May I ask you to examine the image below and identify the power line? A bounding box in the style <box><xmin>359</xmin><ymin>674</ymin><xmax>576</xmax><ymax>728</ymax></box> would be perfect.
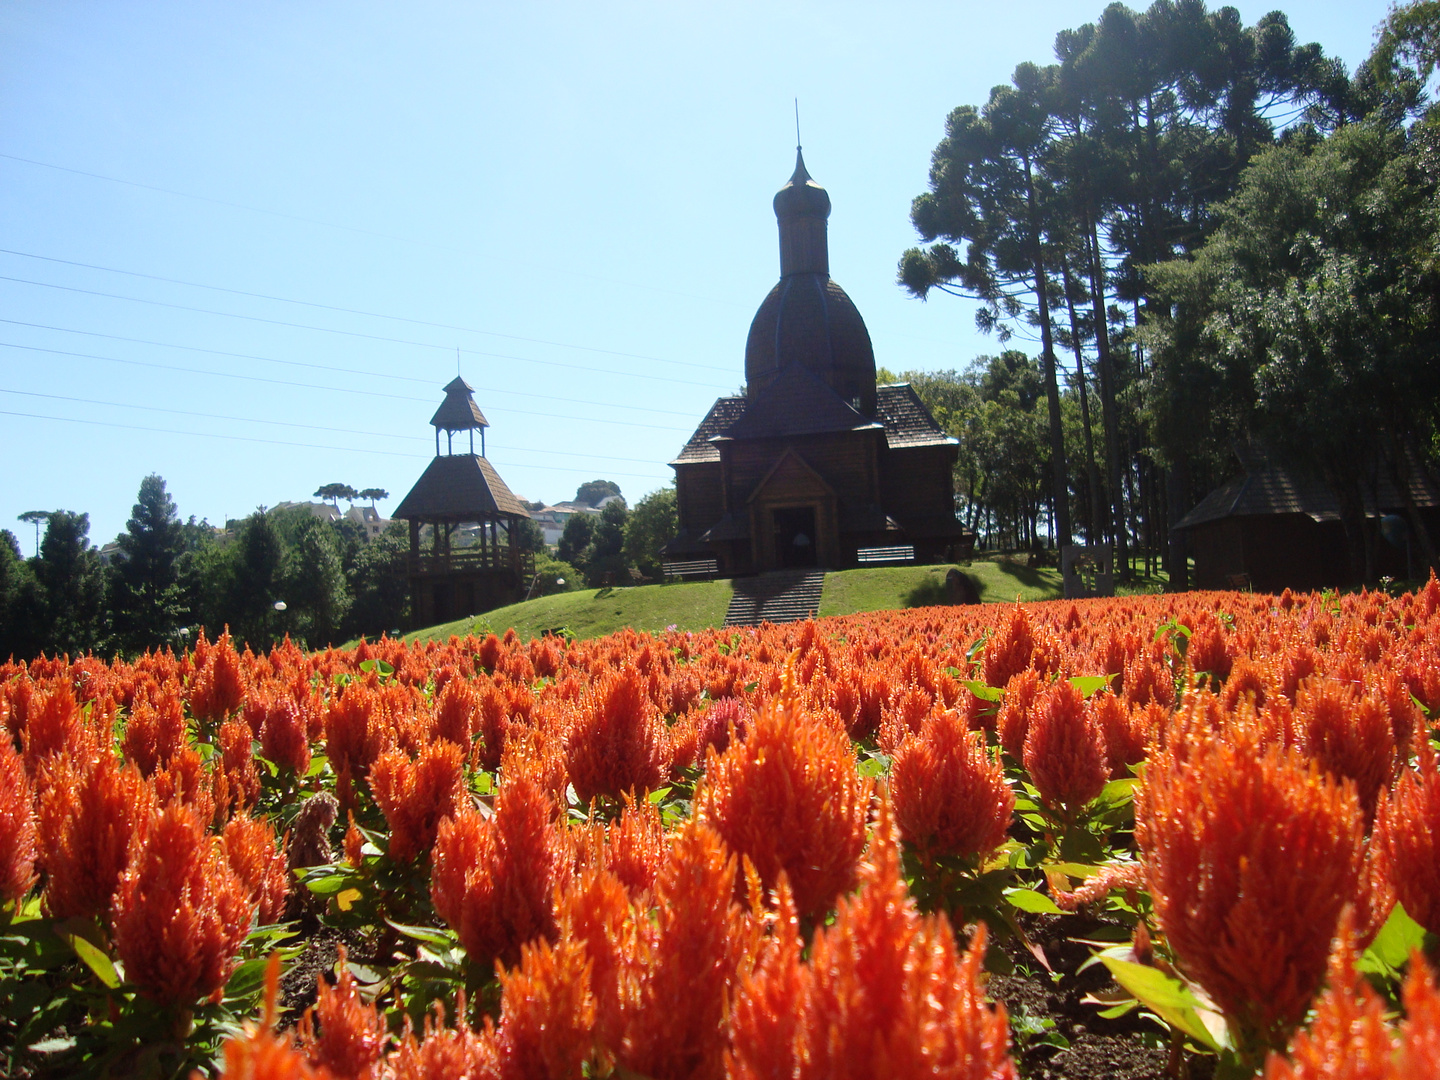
<box><xmin>0</xmin><ymin>340</ymin><xmax>694</xmax><ymax>433</ymax></box>
<box><xmin>0</xmin><ymin>246</ymin><xmax>735</xmax><ymax>373</ymax></box>
<box><xmin>0</xmin><ymin>317</ymin><xmax>704</xmax><ymax>418</ymax></box>
<box><xmin>0</xmin><ymin>409</ymin><xmax>672</xmax><ymax>482</ymax></box>
<box><xmin>0</xmin><ymin>274</ymin><xmax>735</xmax><ymax>390</ymax></box>
<box><xmin>0</xmin><ymin>389</ymin><xmax>673</xmax><ymax>467</ymax></box>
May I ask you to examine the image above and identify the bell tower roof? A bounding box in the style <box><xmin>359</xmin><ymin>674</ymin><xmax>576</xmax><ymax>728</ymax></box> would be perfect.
<box><xmin>430</xmin><ymin>376</ymin><xmax>489</xmax><ymax>432</ymax></box>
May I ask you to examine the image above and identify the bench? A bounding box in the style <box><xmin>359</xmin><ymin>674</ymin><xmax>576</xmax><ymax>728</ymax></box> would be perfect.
<box><xmin>855</xmin><ymin>545</ymin><xmax>915</xmax><ymax>565</ymax></box>
<box><xmin>663</xmin><ymin>557</ymin><xmax>719</xmax><ymax>582</ymax></box>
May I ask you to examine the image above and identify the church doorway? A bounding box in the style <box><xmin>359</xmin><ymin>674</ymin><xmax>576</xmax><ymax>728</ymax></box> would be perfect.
<box><xmin>772</xmin><ymin>506</ymin><xmax>817</xmax><ymax>568</ymax></box>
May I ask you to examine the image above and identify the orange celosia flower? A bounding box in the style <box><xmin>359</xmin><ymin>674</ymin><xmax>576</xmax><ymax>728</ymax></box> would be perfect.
<box><xmin>112</xmin><ymin>800</ymin><xmax>254</xmax><ymax>1008</ymax></box>
<box><xmin>223</xmin><ymin>812</ymin><xmax>289</xmax><ymax>926</ymax></box>
<box><xmin>576</xmin><ymin>795</ymin><xmax>667</xmax><ymax>899</ymax></box>
<box><xmin>121</xmin><ymin>685</ymin><xmax>189</xmax><ymax>776</ymax></box>
<box><xmin>297</xmin><ymin>946</ymin><xmax>389</xmax><ymax>1080</ymax></box>
<box><xmin>1263</xmin><ymin>914</ymin><xmax>1394</xmax><ymax>1080</ymax></box>
<box><xmin>434</xmin><ymin>677</ymin><xmax>479</xmax><ymax>747</ymax></box>
<box><xmin>1022</xmin><ymin>680</ymin><xmax>1109</xmax><ymax>822</ymax></box>
<box><xmin>21</xmin><ymin>680</ymin><xmax>89</xmax><ymax>772</ymax></box>
<box><xmin>1397</xmin><ymin>954</ymin><xmax>1440</xmax><ymax>1075</ymax></box>
<box><xmin>219</xmin><ymin>719</ymin><xmax>262</xmax><ymax>815</ymax></box>
<box><xmin>982</xmin><ymin>608</ymin><xmax>1034</xmax><ymax>690</ymax></box>
<box><xmin>431</xmin><ymin>773</ymin><xmax>571</xmax><ymax>972</ymax></box>
<box><xmin>368</xmin><ymin>741</ymin><xmax>465</xmax><ymax>865</ymax></box>
<box><xmin>260</xmin><ymin>693</ymin><xmax>312</xmax><ymax>777</ymax></box>
<box><xmin>1374</xmin><ymin>757</ymin><xmax>1440</xmax><ymax>935</ymax></box>
<box><xmin>492</xmin><ymin>936</ymin><xmax>596</xmax><ymax>1080</ymax></box>
<box><xmin>729</xmin><ymin>797</ymin><xmax>1018</xmax><ymax>1080</ymax></box>
<box><xmin>188</xmin><ymin>630</ymin><xmax>247</xmax><ymax>726</ymax></box>
<box><xmin>554</xmin><ymin>866</ymin><xmax>637</xmax><ymax>1054</ymax></box>
<box><xmin>38</xmin><ymin>752</ymin><xmax>155</xmax><ymax>921</ymax></box>
<box><xmin>890</xmin><ymin>711</ymin><xmax>1013</xmax><ymax>865</ymax></box>
<box><xmin>1089</xmin><ymin>692</ymin><xmax>1148</xmax><ymax>779</ymax></box>
<box><xmin>727</xmin><ymin>877</ymin><xmax>807</xmax><ymax>1080</ymax></box>
<box><xmin>1293</xmin><ymin>678</ymin><xmax>1396</xmax><ymax>821</ymax></box>
<box><xmin>385</xmin><ymin>999</ymin><xmax>498</xmax><ymax>1080</ymax></box>
<box><xmin>996</xmin><ymin>669</ymin><xmax>1041</xmax><ymax>761</ymax></box>
<box><xmin>620</xmin><ymin>821</ymin><xmax>750</xmax><ymax>1080</ymax></box>
<box><xmin>694</xmin><ymin>655</ymin><xmax>871</xmax><ymax>922</ymax></box>
<box><xmin>343</xmin><ymin>812</ymin><xmax>365</xmax><ymax>868</ymax></box>
<box><xmin>0</xmin><ymin>736</ymin><xmax>37</xmax><ymax>903</ymax></box>
<box><xmin>564</xmin><ymin>666</ymin><xmax>671</xmax><ymax>803</ymax></box>
<box><xmin>211</xmin><ymin>953</ymin><xmax>330</xmax><ymax>1080</ymax></box>
<box><xmin>1136</xmin><ymin>721</ymin><xmax>1368</xmax><ymax>1055</ymax></box>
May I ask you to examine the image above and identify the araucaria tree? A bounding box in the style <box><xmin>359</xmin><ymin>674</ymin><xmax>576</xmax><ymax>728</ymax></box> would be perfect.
<box><xmin>109</xmin><ymin>475</ymin><xmax>188</xmax><ymax>654</ymax></box>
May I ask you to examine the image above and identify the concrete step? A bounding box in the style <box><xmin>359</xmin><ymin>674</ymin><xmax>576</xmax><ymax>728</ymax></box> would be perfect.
<box><xmin>723</xmin><ymin>569</ymin><xmax>827</xmax><ymax>627</ymax></box>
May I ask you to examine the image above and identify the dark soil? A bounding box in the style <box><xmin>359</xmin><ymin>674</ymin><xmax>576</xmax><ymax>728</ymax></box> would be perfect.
<box><xmin>987</xmin><ymin>911</ymin><xmax>1214</xmax><ymax>1080</ymax></box>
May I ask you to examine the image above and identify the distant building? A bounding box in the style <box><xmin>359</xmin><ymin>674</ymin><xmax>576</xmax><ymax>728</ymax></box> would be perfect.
<box><xmin>667</xmin><ymin>150</ymin><xmax>970</xmax><ymax>574</ymax></box>
<box><xmin>1174</xmin><ymin>452</ymin><xmax>1440</xmax><ymax>591</ymax></box>
<box><xmin>273</xmin><ymin>500</ymin><xmax>342</xmax><ymax>524</ymax></box>
<box><xmin>393</xmin><ymin>378</ymin><xmax>534</xmax><ymax>625</ymax></box>
<box><xmin>344</xmin><ymin>504</ymin><xmax>388</xmax><ymax>540</ymax></box>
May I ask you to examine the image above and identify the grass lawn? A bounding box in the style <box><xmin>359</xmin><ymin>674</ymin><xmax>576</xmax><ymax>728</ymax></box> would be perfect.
<box><xmin>402</xmin><ymin>554</ymin><xmax>1171</xmax><ymax>645</ymax></box>
<box><xmin>405</xmin><ymin>577</ymin><xmax>735</xmax><ymax>645</ymax></box>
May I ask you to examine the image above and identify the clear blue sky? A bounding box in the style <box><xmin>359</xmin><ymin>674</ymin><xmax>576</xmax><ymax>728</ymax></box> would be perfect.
<box><xmin>0</xmin><ymin>2</ymin><xmax>1392</xmax><ymax>555</ymax></box>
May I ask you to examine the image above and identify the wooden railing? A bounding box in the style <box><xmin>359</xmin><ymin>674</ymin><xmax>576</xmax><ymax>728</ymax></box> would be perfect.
<box><xmin>406</xmin><ymin>547</ymin><xmax>535</xmax><ymax>578</ymax></box>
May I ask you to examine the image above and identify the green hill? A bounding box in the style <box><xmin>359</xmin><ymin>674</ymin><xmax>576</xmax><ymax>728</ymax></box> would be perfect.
<box><xmin>402</xmin><ymin>558</ymin><xmax>1089</xmax><ymax>645</ymax></box>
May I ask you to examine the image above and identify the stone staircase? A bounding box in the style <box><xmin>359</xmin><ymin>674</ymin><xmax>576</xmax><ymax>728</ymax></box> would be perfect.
<box><xmin>723</xmin><ymin>569</ymin><xmax>827</xmax><ymax>627</ymax></box>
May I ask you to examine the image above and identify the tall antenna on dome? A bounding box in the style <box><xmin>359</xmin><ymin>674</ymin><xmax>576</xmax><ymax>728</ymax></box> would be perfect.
<box><xmin>456</xmin><ymin>346</ymin><xmax>461</xmax><ymax>376</ymax></box>
<box><xmin>794</xmin><ymin>98</ymin><xmax>801</xmax><ymax>150</ymax></box>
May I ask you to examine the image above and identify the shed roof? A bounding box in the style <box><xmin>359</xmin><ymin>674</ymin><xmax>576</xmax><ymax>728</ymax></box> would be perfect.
<box><xmin>1175</xmin><ymin>461</ymin><xmax>1440</xmax><ymax>530</ymax></box>
<box><xmin>393</xmin><ymin>455</ymin><xmax>530</xmax><ymax>520</ymax></box>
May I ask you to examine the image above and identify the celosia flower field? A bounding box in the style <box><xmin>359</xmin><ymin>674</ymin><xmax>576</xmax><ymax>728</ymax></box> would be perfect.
<box><xmin>4</xmin><ymin>581</ymin><xmax>1440</xmax><ymax>1078</ymax></box>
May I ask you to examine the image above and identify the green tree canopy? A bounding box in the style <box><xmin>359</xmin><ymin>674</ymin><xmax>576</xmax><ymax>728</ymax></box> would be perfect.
<box><xmin>557</xmin><ymin>512</ymin><xmax>596</xmax><ymax>568</ymax></box>
<box><xmin>33</xmin><ymin>511</ymin><xmax>107</xmax><ymax>657</ymax></box>
<box><xmin>109</xmin><ymin>475</ymin><xmax>188</xmax><ymax>654</ymax></box>
<box><xmin>623</xmin><ymin>487</ymin><xmax>678</xmax><ymax>579</ymax></box>
<box><xmin>574</xmin><ymin>479</ymin><xmax>622</xmax><ymax>507</ymax></box>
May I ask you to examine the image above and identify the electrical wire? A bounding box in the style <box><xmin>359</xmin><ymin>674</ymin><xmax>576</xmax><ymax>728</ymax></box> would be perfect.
<box><xmin>0</xmin><ymin>246</ymin><xmax>735</xmax><ymax>373</ymax></box>
<box><xmin>0</xmin><ymin>341</ymin><xmax>695</xmax><ymax>432</ymax></box>
<box><xmin>0</xmin><ymin>387</ymin><xmax>674</xmax><ymax>466</ymax></box>
<box><xmin>0</xmin><ymin>274</ymin><xmax>735</xmax><ymax>390</ymax></box>
<box><xmin>0</xmin><ymin>409</ymin><xmax>672</xmax><ymax>482</ymax></box>
<box><xmin>0</xmin><ymin>317</ymin><xmax>706</xmax><ymax>417</ymax></box>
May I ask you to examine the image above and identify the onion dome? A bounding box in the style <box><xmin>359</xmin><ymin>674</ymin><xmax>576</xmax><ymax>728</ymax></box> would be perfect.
<box><xmin>746</xmin><ymin>149</ymin><xmax>876</xmax><ymax>417</ymax></box>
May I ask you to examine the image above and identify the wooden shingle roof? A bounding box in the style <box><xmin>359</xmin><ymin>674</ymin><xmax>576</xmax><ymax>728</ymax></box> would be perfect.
<box><xmin>876</xmin><ymin>383</ymin><xmax>958</xmax><ymax>449</ymax></box>
<box><xmin>393</xmin><ymin>455</ymin><xmax>529</xmax><ymax>520</ymax></box>
<box><xmin>718</xmin><ymin>364</ymin><xmax>881</xmax><ymax>442</ymax></box>
<box><xmin>671</xmin><ymin>397</ymin><xmax>747</xmax><ymax>465</ymax></box>
<box><xmin>430</xmin><ymin>376</ymin><xmax>489</xmax><ymax>432</ymax></box>
<box><xmin>1175</xmin><ymin>461</ymin><xmax>1440</xmax><ymax>531</ymax></box>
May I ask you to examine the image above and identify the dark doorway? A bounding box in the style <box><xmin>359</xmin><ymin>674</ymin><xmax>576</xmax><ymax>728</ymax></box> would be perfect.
<box><xmin>773</xmin><ymin>506</ymin><xmax>817</xmax><ymax>568</ymax></box>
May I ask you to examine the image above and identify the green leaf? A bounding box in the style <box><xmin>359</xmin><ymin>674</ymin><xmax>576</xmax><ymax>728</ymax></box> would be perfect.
<box><xmin>64</xmin><ymin>932</ymin><xmax>119</xmax><ymax>989</ymax></box>
<box><xmin>1095</xmin><ymin>778</ymin><xmax>1137</xmax><ymax>808</ymax></box>
<box><xmin>1099</xmin><ymin>957</ymin><xmax>1221</xmax><ymax>1051</ymax></box>
<box><xmin>647</xmin><ymin>786</ymin><xmax>672</xmax><ymax>804</ymax></box>
<box><xmin>387</xmin><ymin>920</ymin><xmax>459</xmax><ymax>949</ymax></box>
<box><xmin>1360</xmin><ymin>901</ymin><xmax>1427</xmax><ymax>976</ymax></box>
<box><xmin>1005</xmin><ymin>888</ymin><xmax>1063</xmax><ymax>914</ymax></box>
<box><xmin>1069</xmin><ymin>674</ymin><xmax>1118</xmax><ymax>698</ymax></box>
<box><xmin>225</xmin><ymin>957</ymin><xmax>271</xmax><ymax>999</ymax></box>
<box><xmin>300</xmin><ymin>870</ymin><xmax>355</xmax><ymax>896</ymax></box>
<box><xmin>961</xmin><ymin>679</ymin><xmax>1004</xmax><ymax>703</ymax></box>
<box><xmin>28</xmin><ymin>1036</ymin><xmax>78</xmax><ymax>1054</ymax></box>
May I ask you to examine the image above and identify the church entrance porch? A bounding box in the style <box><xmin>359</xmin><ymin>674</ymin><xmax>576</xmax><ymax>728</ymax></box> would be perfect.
<box><xmin>772</xmin><ymin>506</ymin><xmax>818</xmax><ymax>568</ymax></box>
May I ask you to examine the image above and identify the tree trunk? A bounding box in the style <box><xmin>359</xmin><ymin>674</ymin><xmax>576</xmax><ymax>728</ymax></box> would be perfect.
<box><xmin>1085</xmin><ymin>216</ymin><xmax>1128</xmax><ymax>579</ymax></box>
<box><xmin>1062</xmin><ymin>263</ymin><xmax>1104</xmax><ymax>545</ymax></box>
<box><xmin>1023</xmin><ymin>155</ymin><xmax>1072</xmax><ymax>550</ymax></box>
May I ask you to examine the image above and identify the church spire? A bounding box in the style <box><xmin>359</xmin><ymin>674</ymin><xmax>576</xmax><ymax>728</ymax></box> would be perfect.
<box><xmin>772</xmin><ymin>146</ymin><xmax>830</xmax><ymax>277</ymax></box>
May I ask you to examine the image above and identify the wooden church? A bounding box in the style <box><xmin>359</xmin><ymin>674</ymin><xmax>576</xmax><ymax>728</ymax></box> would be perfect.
<box><xmin>393</xmin><ymin>377</ymin><xmax>534</xmax><ymax>625</ymax></box>
<box><xmin>666</xmin><ymin>150</ymin><xmax>966</xmax><ymax>575</ymax></box>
